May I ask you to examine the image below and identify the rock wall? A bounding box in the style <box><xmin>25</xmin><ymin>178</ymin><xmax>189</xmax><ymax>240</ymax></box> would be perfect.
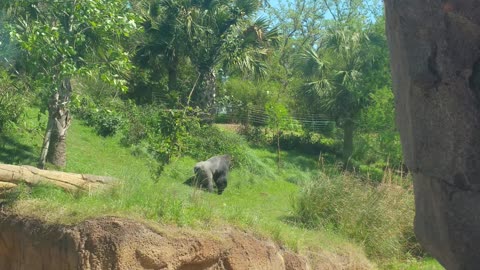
<box><xmin>0</xmin><ymin>214</ymin><xmax>309</xmax><ymax>270</ymax></box>
<box><xmin>384</xmin><ymin>1</ymin><xmax>480</xmax><ymax>269</ymax></box>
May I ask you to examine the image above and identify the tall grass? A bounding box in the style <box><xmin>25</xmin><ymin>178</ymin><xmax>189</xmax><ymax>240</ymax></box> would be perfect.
<box><xmin>293</xmin><ymin>171</ymin><xmax>419</xmax><ymax>261</ymax></box>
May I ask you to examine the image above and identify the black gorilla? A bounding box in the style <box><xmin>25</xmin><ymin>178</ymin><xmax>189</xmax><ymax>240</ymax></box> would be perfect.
<box><xmin>193</xmin><ymin>154</ymin><xmax>232</xmax><ymax>195</ymax></box>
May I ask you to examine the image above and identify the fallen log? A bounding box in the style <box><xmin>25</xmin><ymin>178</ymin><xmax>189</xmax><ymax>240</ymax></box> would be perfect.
<box><xmin>0</xmin><ymin>164</ymin><xmax>116</xmax><ymax>191</ymax></box>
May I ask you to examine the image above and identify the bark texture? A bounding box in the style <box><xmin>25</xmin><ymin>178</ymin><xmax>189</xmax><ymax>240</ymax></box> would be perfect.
<box><xmin>197</xmin><ymin>69</ymin><xmax>216</xmax><ymax>111</ymax></box>
<box><xmin>39</xmin><ymin>78</ymin><xmax>72</xmax><ymax>169</ymax></box>
<box><xmin>384</xmin><ymin>1</ymin><xmax>480</xmax><ymax>269</ymax></box>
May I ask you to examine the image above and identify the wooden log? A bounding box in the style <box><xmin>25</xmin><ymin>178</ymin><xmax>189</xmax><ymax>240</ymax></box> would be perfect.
<box><xmin>0</xmin><ymin>164</ymin><xmax>116</xmax><ymax>191</ymax></box>
<box><xmin>0</xmin><ymin>182</ymin><xmax>17</xmax><ymax>189</ymax></box>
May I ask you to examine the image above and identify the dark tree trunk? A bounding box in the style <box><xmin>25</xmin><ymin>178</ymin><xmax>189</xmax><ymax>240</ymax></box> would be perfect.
<box><xmin>167</xmin><ymin>54</ymin><xmax>178</xmax><ymax>91</ymax></box>
<box><xmin>38</xmin><ymin>78</ymin><xmax>72</xmax><ymax>169</ymax></box>
<box><xmin>342</xmin><ymin>119</ymin><xmax>354</xmax><ymax>169</ymax></box>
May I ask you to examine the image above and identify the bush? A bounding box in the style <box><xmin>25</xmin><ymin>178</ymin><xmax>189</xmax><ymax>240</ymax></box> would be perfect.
<box><xmin>120</xmin><ymin>102</ymin><xmax>148</xmax><ymax>146</ymax></box>
<box><xmin>237</xmin><ymin>125</ymin><xmax>267</xmax><ymax>145</ymax></box>
<box><xmin>71</xmin><ymin>95</ymin><xmax>124</xmax><ymax>137</ymax></box>
<box><xmin>293</xmin><ymin>173</ymin><xmax>419</xmax><ymax>260</ymax></box>
<box><xmin>356</xmin><ymin>87</ymin><xmax>403</xmax><ymax>167</ymax></box>
<box><xmin>94</xmin><ymin>110</ymin><xmax>123</xmax><ymax>137</ymax></box>
<box><xmin>0</xmin><ymin>71</ymin><xmax>26</xmax><ymax>131</ymax></box>
<box><xmin>143</xmin><ymin>107</ymin><xmax>200</xmax><ymax>173</ymax></box>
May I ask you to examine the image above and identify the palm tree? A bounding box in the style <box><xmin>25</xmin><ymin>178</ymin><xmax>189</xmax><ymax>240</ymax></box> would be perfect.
<box><xmin>301</xmin><ymin>23</ymin><xmax>383</xmax><ymax>167</ymax></box>
<box><xmin>135</xmin><ymin>0</ymin><xmax>189</xmax><ymax>93</ymax></box>
<box><xmin>136</xmin><ymin>0</ymin><xmax>278</xmax><ymax>109</ymax></box>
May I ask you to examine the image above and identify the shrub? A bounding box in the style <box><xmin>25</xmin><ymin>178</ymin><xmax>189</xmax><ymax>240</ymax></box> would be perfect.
<box><xmin>94</xmin><ymin>109</ymin><xmax>123</xmax><ymax>137</ymax></box>
<box><xmin>71</xmin><ymin>95</ymin><xmax>124</xmax><ymax>137</ymax></box>
<box><xmin>120</xmin><ymin>102</ymin><xmax>148</xmax><ymax>146</ymax></box>
<box><xmin>0</xmin><ymin>71</ymin><xmax>26</xmax><ymax>131</ymax></box>
<box><xmin>293</xmin><ymin>173</ymin><xmax>418</xmax><ymax>261</ymax></box>
<box><xmin>356</xmin><ymin>87</ymin><xmax>403</xmax><ymax>167</ymax></box>
<box><xmin>238</xmin><ymin>125</ymin><xmax>268</xmax><ymax>145</ymax></box>
<box><xmin>144</xmin><ymin>108</ymin><xmax>200</xmax><ymax>173</ymax></box>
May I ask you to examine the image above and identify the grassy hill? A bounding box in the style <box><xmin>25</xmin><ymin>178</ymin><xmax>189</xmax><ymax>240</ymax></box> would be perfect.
<box><xmin>0</xmin><ymin>110</ymin><xmax>442</xmax><ymax>269</ymax></box>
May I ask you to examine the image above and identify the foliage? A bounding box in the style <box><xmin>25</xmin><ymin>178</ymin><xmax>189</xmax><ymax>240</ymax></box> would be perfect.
<box><xmin>93</xmin><ymin>110</ymin><xmax>124</xmax><ymax>137</ymax></box>
<box><xmin>5</xmin><ymin>0</ymin><xmax>139</xmax><ymax>95</ymax></box>
<box><xmin>136</xmin><ymin>0</ymin><xmax>279</xmax><ymax>109</ymax></box>
<box><xmin>238</xmin><ymin>125</ymin><xmax>267</xmax><ymax>145</ymax></box>
<box><xmin>276</xmin><ymin>132</ymin><xmax>339</xmax><ymax>154</ymax></box>
<box><xmin>357</xmin><ymin>87</ymin><xmax>402</xmax><ymax>167</ymax></box>
<box><xmin>3</xmin><ymin>0</ymin><xmax>141</xmax><ymax>167</ymax></box>
<box><xmin>297</xmin><ymin>17</ymin><xmax>391</xmax><ymax>164</ymax></box>
<box><xmin>265</xmin><ymin>101</ymin><xmax>291</xmax><ymax>131</ymax></box>
<box><xmin>293</xmin><ymin>173</ymin><xmax>420</xmax><ymax>261</ymax></box>
<box><xmin>71</xmin><ymin>93</ymin><xmax>125</xmax><ymax>137</ymax></box>
<box><xmin>144</xmin><ymin>108</ymin><xmax>200</xmax><ymax>173</ymax></box>
<box><xmin>0</xmin><ymin>70</ymin><xmax>27</xmax><ymax>131</ymax></box>
<box><xmin>220</xmin><ymin>77</ymin><xmax>279</xmax><ymax>108</ymax></box>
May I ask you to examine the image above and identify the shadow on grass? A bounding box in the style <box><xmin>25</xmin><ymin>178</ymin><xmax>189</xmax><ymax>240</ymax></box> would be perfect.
<box><xmin>278</xmin><ymin>215</ymin><xmax>308</xmax><ymax>228</ymax></box>
<box><xmin>183</xmin><ymin>176</ymin><xmax>197</xmax><ymax>187</ymax></box>
<box><xmin>183</xmin><ymin>176</ymin><xmax>214</xmax><ymax>193</ymax></box>
<box><xmin>0</xmin><ymin>184</ymin><xmax>28</xmax><ymax>208</ymax></box>
<box><xmin>0</xmin><ymin>135</ymin><xmax>38</xmax><ymax>165</ymax></box>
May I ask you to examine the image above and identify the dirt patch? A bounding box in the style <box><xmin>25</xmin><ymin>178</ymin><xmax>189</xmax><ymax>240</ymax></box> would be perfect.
<box><xmin>0</xmin><ymin>212</ymin><xmax>311</xmax><ymax>270</ymax></box>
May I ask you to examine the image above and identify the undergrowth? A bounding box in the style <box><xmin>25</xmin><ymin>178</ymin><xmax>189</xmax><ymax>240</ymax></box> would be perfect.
<box><xmin>293</xmin><ymin>172</ymin><xmax>421</xmax><ymax>262</ymax></box>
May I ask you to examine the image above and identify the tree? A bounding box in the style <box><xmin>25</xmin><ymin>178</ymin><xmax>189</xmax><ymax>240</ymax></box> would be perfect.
<box><xmin>4</xmin><ymin>0</ymin><xmax>139</xmax><ymax>168</ymax></box>
<box><xmin>358</xmin><ymin>87</ymin><xmax>402</xmax><ymax>166</ymax></box>
<box><xmin>265</xmin><ymin>101</ymin><xmax>290</xmax><ymax>169</ymax></box>
<box><xmin>133</xmin><ymin>0</ymin><xmax>278</xmax><ymax>110</ymax></box>
<box><xmin>263</xmin><ymin>0</ymin><xmax>327</xmax><ymax>97</ymax></box>
<box><xmin>300</xmin><ymin>20</ymin><xmax>389</xmax><ymax>167</ymax></box>
<box><xmin>134</xmin><ymin>0</ymin><xmax>190</xmax><ymax>96</ymax></box>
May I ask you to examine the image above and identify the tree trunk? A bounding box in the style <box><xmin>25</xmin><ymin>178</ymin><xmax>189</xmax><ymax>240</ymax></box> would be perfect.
<box><xmin>47</xmin><ymin>111</ymin><xmax>70</xmax><ymax>168</ymax></box>
<box><xmin>38</xmin><ymin>78</ymin><xmax>72</xmax><ymax>169</ymax></box>
<box><xmin>276</xmin><ymin>130</ymin><xmax>282</xmax><ymax>170</ymax></box>
<box><xmin>167</xmin><ymin>54</ymin><xmax>178</xmax><ymax>92</ymax></box>
<box><xmin>198</xmin><ymin>69</ymin><xmax>216</xmax><ymax>111</ymax></box>
<box><xmin>38</xmin><ymin>116</ymin><xmax>55</xmax><ymax>169</ymax></box>
<box><xmin>385</xmin><ymin>1</ymin><xmax>480</xmax><ymax>268</ymax></box>
<box><xmin>342</xmin><ymin>119</ymin><xmax>354</xmax><ymax>169</ymax></box>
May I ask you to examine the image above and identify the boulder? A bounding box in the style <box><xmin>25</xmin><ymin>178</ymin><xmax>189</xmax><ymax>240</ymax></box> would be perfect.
<box><xmin>385</xmin><ymin>1</ymin><xmax>480</xmax><ymax>269</ymax></box>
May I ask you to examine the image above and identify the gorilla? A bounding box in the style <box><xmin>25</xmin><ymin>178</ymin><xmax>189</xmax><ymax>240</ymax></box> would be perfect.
<box><xmin>192</xmin><ymin>154</ymin><xmax>232</xmax><ymax>195</ymax></box>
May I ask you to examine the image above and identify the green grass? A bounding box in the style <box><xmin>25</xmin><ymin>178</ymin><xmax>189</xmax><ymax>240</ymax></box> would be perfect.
<box><xmin>387</xmin><ymin>258</ymin><xmax>444</xmax><ymax>270</ymax></box>
<box><xmin>0</xmin><ymin>111</ymin><xmax>441</xmax><ymax>269</ymax></box>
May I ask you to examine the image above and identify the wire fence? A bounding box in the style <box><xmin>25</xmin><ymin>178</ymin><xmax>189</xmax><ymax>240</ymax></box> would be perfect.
<box><xmin>214</xmin><ymin>105</ymin><xmax>334</xmax><ymax>133</ymax></box>
<box><xmin>152</xmin><ymin>92</ymin><xmax>334</xmax><ymax>132</ymax></box>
